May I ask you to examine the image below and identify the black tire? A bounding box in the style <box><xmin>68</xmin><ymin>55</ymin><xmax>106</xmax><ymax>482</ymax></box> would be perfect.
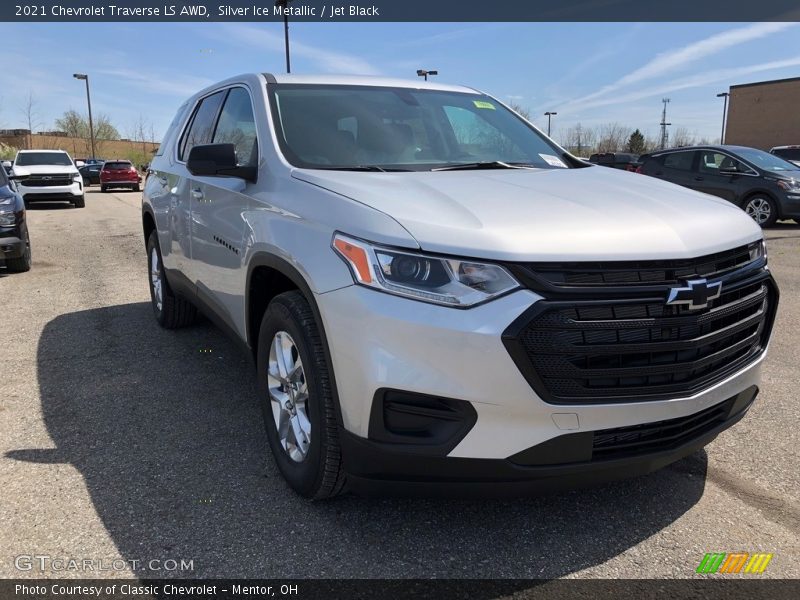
<box><xmin>257</xmin><ymin>291</ymin><xmax>346</xmax><ymax>499</ymax></box>
<box><xmin>5</xmin><ymin>224</ymin><xmax>31</xmax><ymax>272</ymax></box>
<box><xmin>146</xmin><ymin>230</ymin><xmax>197</xmax><ymax>329</ymax></box>
<box><xmin>101</xmin><ymin>185</ymin><xmax>108</xmax><ymax>193</ymax></box>
<box><xmin>743</xmin><ymin>194</ymin><xmax>778</xmax><ymax>228</ymax></box>
<box><xmin>73</xmin><ymin>195</ymin><xmax>85</xmax><ymax>208</ymax></box>
<box><xmin>133</xmin><ymin>184</ymin><xmax>141</xmax><ymax>192</ymax></box>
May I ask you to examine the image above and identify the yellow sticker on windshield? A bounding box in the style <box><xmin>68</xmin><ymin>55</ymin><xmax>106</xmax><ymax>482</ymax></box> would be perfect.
<box><xmin>473</xmin><ymin>100</ymin><xmax>496</xmax><ymax>110</ymax></box>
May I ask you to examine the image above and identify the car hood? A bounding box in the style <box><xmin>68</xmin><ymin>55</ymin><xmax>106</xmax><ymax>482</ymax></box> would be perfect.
<box><xmin>292</xmin><ymin>166</ymin><xmax>762</xmax><ymax>262</ymax></box>
<box><xmin>13</xmin><ymin>164</ymin><xmax>78</xmax><ymax>175</ymax></box>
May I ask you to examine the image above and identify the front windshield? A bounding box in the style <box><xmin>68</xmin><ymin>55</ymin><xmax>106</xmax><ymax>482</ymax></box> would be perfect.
<box><xmin>269</xmin><ymin>84</ymin><xmax>569</xmax><ymax>171</ymax></box>
<box><xmin>735</xmin><ymin>147</ymin><xmax>799</xmax><ymax>172</ymax></box>
<box><xmin>15</xmin><ymin>152</ymin><xmax>73</xmax><ymax>166</ymax></box>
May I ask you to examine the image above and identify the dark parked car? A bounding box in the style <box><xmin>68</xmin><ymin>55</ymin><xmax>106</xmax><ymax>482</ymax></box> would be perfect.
<box><xmin>589</xmin><ymin>152</ymin><xmax>641</xmax><ymax>171</ymax></box>
<box><xmin>100</xmin><ymin>160</ymin><xmax>141</xmax><ymax>192</ymax></box>
<box><xmin>78</xmin><ymin>163</ymin><xmax>103</xmax><ymax>185</ymax></box>
<box><xmin>770</xmin><ymin>146</ymin><xmax>800</xmax><ymax>167</ymax></box>
<box><xmin>0</xmin><ymin>165</ymin><xmax>32</xmax><ymax>272</ymax></box>
<box><xmin>639</xmin><ymin>145</ymin><xmax>800</xmax><ymax>227</ymax></box>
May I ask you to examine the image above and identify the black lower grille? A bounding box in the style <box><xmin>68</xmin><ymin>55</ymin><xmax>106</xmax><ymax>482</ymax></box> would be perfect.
<box><xmin>24</xmin><ymin>175</ymin><xmax>73</xmax><ymax>187</ymax></box>
<box><xmin>503</xmin><ymin>265</ymin><xmax>777</xmax><ymax>404</ymax></box>
<box><xmin>592</xmin><ymin>398</ymin><xmax>734</xmax><ymax>460</ymax></box>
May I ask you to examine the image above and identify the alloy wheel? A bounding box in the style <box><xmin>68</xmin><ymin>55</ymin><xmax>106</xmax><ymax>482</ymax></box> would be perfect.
<box><xmin>745</xmin><ymin>197</ymin><xmax>772</xmax><ymax>225</ymax></box>
<box><xmin>150</xmin><ymin>247</ymin><xmax>163</xmax><ymax>312</ymax></box>
<box><xmin>267</xmin><ymin>331</ymin><xmax>311</xmax><ymax>462</ymax></box>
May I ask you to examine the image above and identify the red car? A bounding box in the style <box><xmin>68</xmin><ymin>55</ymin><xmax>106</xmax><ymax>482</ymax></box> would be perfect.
<box><xmin>100</xmin><ymin>160</ymin><xmax>142</xmax><ymax>192</ymax></box>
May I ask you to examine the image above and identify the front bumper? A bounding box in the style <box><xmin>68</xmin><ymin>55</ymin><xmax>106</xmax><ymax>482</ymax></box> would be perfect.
<box><xmin>316</xmin><ymin>285</ymin><xmax>768</xmax><ymax>465</ymax></box>
<box><xmin>0</xmin><ymin>232</ymin><xmax>25</xmax><ymax>259</ymax></box>
<box><xmin>19</xmin><ymin>181</ymin><xmax>82</xmax><ymax>202</ymax></box>
<box><xmin>343</xmin><ymin>385</ymin><xmax>758</xmax><ymax>496</ymax></box>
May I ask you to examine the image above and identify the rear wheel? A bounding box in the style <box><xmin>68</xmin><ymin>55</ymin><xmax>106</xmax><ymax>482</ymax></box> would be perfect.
<box><xmin>257</xmin><ymin>291</ymin><xmax>346</xmax><ymax>499</ymax></box>
<box><xmin>146</xmin><ymin>230</ymin><xmax>197</xmax><ymax>329</ymax></box>
<box><xmin>5</xmin><ymin>224</ymin><xmax>31</xmax><ymax>272</ymax></box>
<box><xmin>133</xmin><ymin>184</ymin><xmax>141</xmax><ymax>192</ymax></box>
<box><xmin>744</xmin><ymin>195</ymin><xmax>778</xmax><ymax>228</ymax></box>
<box><xmin>100</xmin><ymin>185</ymin><xmax>108</xmax><ymax>193</ymax></box>
<box><xmin>73</xmin><ymin>195</ymin><xmax>85</xmax><ymax>208</ymax></box>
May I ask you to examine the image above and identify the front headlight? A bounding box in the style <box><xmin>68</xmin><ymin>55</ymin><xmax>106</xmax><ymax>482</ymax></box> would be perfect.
<box><xmin>73</xmin><ymin>173</ymin><xmax>82</xmax><ymax>182</ymax></box>
<box><xmin>0</xmin><ymin>209</ymin><xmax>15</xmax><ymax>227</ymax></box>
<box><xmin>332</xmin><ymin>233</ymin><xmax>519</xmax><ymax>307</ymax></box>
<box><xmin>776</xmin><ymin>179</ymin><xmax>800</xmax><ymax>192</ymax></box>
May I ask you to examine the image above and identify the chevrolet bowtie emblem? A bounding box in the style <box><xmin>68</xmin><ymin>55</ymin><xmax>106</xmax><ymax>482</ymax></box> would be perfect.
<box><xmin>666</xmin><ymin>278</ymin><xmax>722</xmax><ymax>311</ymax></box>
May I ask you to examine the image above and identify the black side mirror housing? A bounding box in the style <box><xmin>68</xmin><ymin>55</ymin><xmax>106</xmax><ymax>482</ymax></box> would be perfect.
<box><xmin>186</xmin><ymin>143</ymin><xmax>257</xmax><ymax>183</ymax></box>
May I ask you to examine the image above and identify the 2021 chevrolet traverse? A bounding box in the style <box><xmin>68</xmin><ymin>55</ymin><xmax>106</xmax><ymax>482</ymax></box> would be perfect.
<box><xmin>142</xmin><ymin>74</ymin><xmax>777</xmax><ymax>498</ymax></box>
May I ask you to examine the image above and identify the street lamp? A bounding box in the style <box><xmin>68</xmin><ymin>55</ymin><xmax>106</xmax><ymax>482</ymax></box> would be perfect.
<box><xmin>544</xmin><ymin>111</ymin><xmax>557</xmax><ymax>136</ymax></box>
<box><xmin>716</xmin><ymin>92</ymin><xmax>730</xmax><ymax>144</ymax></box>
<box><xmin>416</xmin><ymin>69</ymin><xmax>438</xmax><ymax>81</ymax></box>
<box><xmin>275</xmin><ymin>0</ymin><xmax>294</xmax><ymax>73</ymax></box>
<box><xmin>73</xmin><ymin>73</ymin><xmax>96</xmax><ymax>160</ymax></box>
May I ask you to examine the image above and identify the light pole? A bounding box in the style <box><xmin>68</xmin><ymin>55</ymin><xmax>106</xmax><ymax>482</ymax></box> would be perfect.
<box><xmin>544</xmin><ymin>111</ymin><xmax>557</xmax><ymax>136</ymax></box>
<box><xmin>717</xmin><ymin>92</ymin><xmax>730</xmax><ymax>144</ymax></box>
<box><xmin>275</xmin><ymin>0</ymin><xmax>293</xmax><ymax>73</ymax></box>
<box><xmin>416</xmin><ymin>69</ymin><xmax>438</xmax><ymax>81</ymax></box>
<box><xmin>73</xmin><ymin>73</ymin><xmax>96</xmax><ymax>160</ymax></box>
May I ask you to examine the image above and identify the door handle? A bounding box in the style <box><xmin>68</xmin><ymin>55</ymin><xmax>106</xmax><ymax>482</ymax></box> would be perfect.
<box><xmin>694</xmin><ymin>176</ymin><xmax>704</xmax><ymax>181</ymax></box>
<box><xmin>191</xmin><ymin>188</ymin><xmax>204</xmax><ymax>200</ymax></box>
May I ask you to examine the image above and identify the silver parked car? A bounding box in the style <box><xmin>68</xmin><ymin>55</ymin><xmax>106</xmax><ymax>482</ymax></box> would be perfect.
<box><xmin>143</xmin><ymin>74</ymin><xmax>778</xmax><ymax>498</ymax></box>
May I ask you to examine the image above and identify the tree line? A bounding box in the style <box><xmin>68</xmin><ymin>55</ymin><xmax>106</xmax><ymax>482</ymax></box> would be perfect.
<box><xmin>1</xmin><ymin>91</ymin><xmax>157</xmax><ymax>165</ymax></box>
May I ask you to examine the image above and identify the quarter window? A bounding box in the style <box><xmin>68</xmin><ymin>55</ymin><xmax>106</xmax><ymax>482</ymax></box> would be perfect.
<box><xmin>179</xmin><ymin>91</ymin><xmax>226</xmax><ymax>161</ymax></box>
<box><xmin>213</xmin><ymin>88</ymin><xmax>258</xmax><ymax>167</ymax></box>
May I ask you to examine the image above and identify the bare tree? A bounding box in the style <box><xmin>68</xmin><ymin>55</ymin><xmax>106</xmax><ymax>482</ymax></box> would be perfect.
<box><xmin>560</xmin><ymin>123</ymin><xmax>596</xmax><ymax>156</ymax></box>
<box><xmin>20</xmin><ymin>91</ymin><xmax>43</xmax><ymax>150</ymax></box>
<box><xmin>596</xmin><ymin>123</ymin><xmax>629</xmax><ymax>153</ymax></box>
<box><xmin>55</xmin><ymin>109</ymin><xmax>87</xmax><ymax>156</ymax></box>
<box><xmin>671</xmin><ymin>127</ymin><xmax>696</xmax><ymax>148</ymax></box>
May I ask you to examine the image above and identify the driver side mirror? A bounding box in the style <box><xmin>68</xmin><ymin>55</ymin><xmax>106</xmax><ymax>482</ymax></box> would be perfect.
<box><xmin>186</xmin><ymin>143</ymin><xmax>257</xmax><ymax>183</ymax></box>
<box><xmin>74</xmin><ymin>160</ymin><xmax>85</xmax><ymax>167</ymax></box>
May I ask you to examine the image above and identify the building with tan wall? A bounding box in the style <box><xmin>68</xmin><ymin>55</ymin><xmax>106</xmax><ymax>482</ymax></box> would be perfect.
<box><xmin>724</xmin><ymin>76</ymin><xmax>800</xmax><ymax>150</ymax></box>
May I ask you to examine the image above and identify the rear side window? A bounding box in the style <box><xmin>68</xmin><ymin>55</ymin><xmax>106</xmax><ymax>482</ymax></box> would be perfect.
<box><xmin>213</xmin><ymin>87</ymin><xmax>258</xmax><ymax>167</ymax></box>
<box><xmin>179</xmin><ymin>91</ymin><xmax>226</xmax><ymax>160</ymax></box>
<box><xmin>663</xmin><ymin>151</ymin><xmax>695</xmax><ymax>171</ymax></box>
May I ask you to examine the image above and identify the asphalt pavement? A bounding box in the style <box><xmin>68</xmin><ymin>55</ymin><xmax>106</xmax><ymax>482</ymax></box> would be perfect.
<box><xmin>1</xmin><ymin>189</ymin><xmax>798</xmax><ymax>579</ymax></box>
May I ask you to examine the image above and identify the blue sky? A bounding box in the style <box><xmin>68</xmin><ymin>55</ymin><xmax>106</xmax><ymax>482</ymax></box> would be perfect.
<box><xmin>1</xmin><ymin>21</ymin><xmax>798</xmax><ymax>143</ymax></box>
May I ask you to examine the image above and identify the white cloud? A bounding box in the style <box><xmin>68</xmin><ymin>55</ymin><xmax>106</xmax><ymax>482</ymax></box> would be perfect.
<box><xmin>564</xmin><ymin>22</ymin><xmax>797</xmax><ymax>110</ymax></box>
<box><xmin>209</xmin><ymin>24</ymin><xmax>380</xmax><ymax>75</ymax></box>
<box><xmin>94</xmin><ymin>68</ymin><xmax>215</xmax><ymax>98</ymax></box>
<box><xmin>570</xmin><ymin>55</ymin><xmax>800</xmax><ymax>111</ymax></box>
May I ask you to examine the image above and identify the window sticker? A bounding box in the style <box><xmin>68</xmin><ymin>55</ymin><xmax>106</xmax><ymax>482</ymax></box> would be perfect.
<box><xmin>473</xmin><ymin>100</ymin><xmax>496</xmax><ymax>110</ymax></box>
<box><xmin>539</xmin><ymin>154</ymin><xmax>568</xmax><ymax>168</ymax></box>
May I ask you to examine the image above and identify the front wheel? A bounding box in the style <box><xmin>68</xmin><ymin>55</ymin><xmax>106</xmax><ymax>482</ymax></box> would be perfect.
<box><xmin>744</xmin><ymin>195</ymin><xmax>778</xmax><ymax>228</ymax></box>
<box><xmin>73</xmin><ymin>195</ymin><xmax>85</xmax><ymax>208</ymax></box>
<box><xmin>257</xmin><ymin>291</ymin><xmax>346</xmax><ymax>499</ymax></box>
<box><xmin>5</xmin><ymin>224</ymin><xmax>31</xmax><ymax>272</ymax></box>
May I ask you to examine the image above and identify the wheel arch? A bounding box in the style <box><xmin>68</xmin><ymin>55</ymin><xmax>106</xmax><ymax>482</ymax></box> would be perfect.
<box><xmin>142</xmin><ymin>208</ymin><xmax>156</xmax><ymax>248</ymax></box>
<box><xmin>741</xmin><ymin>188</ymin><xmax>780</xmax><ymax>215</ymax></box>
<box><xmin>246</xmin><ymin>252</ymin><xmax>346</xmax><ymax>429</ymax></box>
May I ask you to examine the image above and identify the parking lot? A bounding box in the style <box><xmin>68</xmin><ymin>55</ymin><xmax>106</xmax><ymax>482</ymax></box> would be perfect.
<box><xmin>1</xmin><ymin>188</ymin><xmax>799</xmax><ymax>579</ymax></box>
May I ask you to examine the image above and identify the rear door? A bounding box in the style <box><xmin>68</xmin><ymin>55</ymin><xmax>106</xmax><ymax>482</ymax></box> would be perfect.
<box><xmin>171</xmin><ymin>90</ymin><xmax>226</xmax><ymax>283</ymax></box>
<box><xmin>645</xmin><ymin>150</ymin><xmax>697</xmax><ymax>189</ymax></box>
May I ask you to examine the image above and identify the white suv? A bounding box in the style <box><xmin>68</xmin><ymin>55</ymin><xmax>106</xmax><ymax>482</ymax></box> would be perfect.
<box><xmin>142</xmin><ymin>74</ymin><xmax>778</xmax><ymax>498</ymax></box>
<box><xmin>13</xmin><ymin>150</ymin><xmax>85</xmax><ymax>208</ymax></box>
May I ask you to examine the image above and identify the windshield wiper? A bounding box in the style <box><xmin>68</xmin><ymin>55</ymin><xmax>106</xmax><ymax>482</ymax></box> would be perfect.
<box><xmin>317</xmin><ymin>165</ymin><xmax>412</xmax><ymax>172</ymax></box>
<box><xmin>431</xmin><ymin>161</ymin><xmax>537</xmax><ymax>172</ymax></box>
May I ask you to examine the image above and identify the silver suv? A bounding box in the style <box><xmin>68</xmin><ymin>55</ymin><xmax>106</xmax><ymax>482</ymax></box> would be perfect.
<box><xmin>143</xmin><ymin>74</ymin><xmax>778</xmax><ymax>498</ymax></box>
